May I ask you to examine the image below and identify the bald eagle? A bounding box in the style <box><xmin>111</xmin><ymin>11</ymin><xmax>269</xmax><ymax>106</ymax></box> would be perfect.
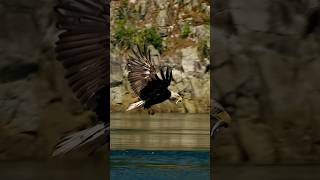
<box><xmin>52</xmin><ymin>0</ymin><xmax>110</xmax><ymax>156</ymax></box>
<box><xmin>126</xmin><ymin>45</ymin><xmax>182</xmax><ymax>112</ymax></box>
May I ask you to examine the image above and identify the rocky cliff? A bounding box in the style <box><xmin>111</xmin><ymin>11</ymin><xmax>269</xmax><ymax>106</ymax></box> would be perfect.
<box><xmin>110</xmin><ymin>0</ymin><xmax>210</xmax><ymax>113</ymax></box>
<box><xmin>0</xmin><ymin>0</ymin><xmax>210</xmax><ymax>160</ymax></box>
<box><xmin>0</xmin><ymin>0</ymin><xmax>105</xmax><ymax>160</ymax></box>
<box><xmin>1</xmin><ymin>0</ymin><xmax>320</xmax><ymax>165</ymax></box>
<box><xmin>213</xmin><ymin>0</ymin><xmax>320</xmax><ymax>164</ymax></box>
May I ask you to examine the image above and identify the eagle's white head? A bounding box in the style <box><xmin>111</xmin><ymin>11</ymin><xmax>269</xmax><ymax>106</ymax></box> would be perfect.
<box><xmin>169</xmin><ymin>91</ymin><xmax>183</xmax><ymax>104</ymax></box>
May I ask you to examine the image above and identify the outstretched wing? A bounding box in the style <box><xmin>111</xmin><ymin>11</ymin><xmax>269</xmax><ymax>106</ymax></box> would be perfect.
<box><xmin>127</xmin><ymin>44</ymin><xmax>159</xmax><ymax>97</ymax></box>
<box><xmin>55</xmin><ymin>0</ymin><xmax>109</xmax><ymax>123</ymax></box>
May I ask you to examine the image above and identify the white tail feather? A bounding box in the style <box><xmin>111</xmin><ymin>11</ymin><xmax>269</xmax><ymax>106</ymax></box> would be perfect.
<box><xmin>52</xmin><ymin>123</ymin><xmax>108</xmax><ymax>156</ymax></box>
<box><xmin>126</xmin><ymin>100</ymin><xmax>145</xmax><ymax>111</ymax></box>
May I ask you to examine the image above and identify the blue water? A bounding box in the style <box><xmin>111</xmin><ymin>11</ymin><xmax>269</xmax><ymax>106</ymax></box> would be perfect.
<box><xmin>110</xmin><ymin>150</ymin><xmax>209</xmax><ymax>180</ymax></box>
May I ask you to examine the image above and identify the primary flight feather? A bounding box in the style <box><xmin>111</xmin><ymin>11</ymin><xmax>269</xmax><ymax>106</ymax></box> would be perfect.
<box><xmin>53</xmin><ymin>0</ymin><xmax>110</xmax><ymax>156</ymax></box>
<box><xmin>126</xmin><ymin>45</ymin><xmax>182</xmax><ymax>112</ymax></box>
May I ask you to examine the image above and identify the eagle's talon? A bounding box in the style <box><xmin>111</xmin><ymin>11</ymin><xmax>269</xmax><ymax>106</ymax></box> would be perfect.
<box><xmin>126</xmin><ymin>45</ymin><xmax>183</xmax><ymax>113</ymax></box>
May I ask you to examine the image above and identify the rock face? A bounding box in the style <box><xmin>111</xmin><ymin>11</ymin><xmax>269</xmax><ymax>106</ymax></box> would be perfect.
<box><xmin>110</xmin><ymin>0</ymin><xmax>210</xmax><ymax>113</ymax></box>
<box><xmin>0</xmin><ymin>0</ymin><xmax>105</xmax><ymax>160</ymax></box>
<box><xmin>1</xmin><ymin>0</ymin><xmax>320</xmax><ymax>166</ymax></box>
<box><xmin>0</xmin><ymin>0</ymin><xmax>210</xmax><ymax>160</ymax></box>
<box><xmin>213</xmin><ymin>0</ymin><xmax>320</xmax><ymax>164</ymax></box>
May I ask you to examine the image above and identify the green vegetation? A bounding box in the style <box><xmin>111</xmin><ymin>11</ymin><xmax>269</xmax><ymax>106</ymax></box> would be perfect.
<box><xmin>180</xmin><ymin>22</ymin><xmax>191</xmax><ymax>38</ymax></box>
<box><xmin>112</xmin><ymin>20</ymin><xmax>137</xmax><ymax>49</ymax></box>
<box><xmin>112</xmin><ymin>24</ymin><xmax>163</xmax><ymax>51</ymax></box>
<box><xmin>137</xmin><ymin>27</ymin><xmax>163</xmax><ymax>50</ymax></box>
<box><xmin>197</xmin><ymin>39</ymin><xmax>210</xmax><ymax>60</ymax></box>
<box><xmin>112</xmin><ymin>1</ymin><xmax>163</xmax><ymax>51</ymax></box>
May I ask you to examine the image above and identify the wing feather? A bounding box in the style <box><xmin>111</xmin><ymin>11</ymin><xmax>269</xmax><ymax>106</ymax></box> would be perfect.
<box><xmin>55</xmin><ymin>0</ymin><xmax>109</xmax><ymax>123</ymax></box>
<box><xmin>127</xmin><ymin>45</ymin><xmax>158</xmax><ymax>97</ymax></box>
<box><xmin>127</xmin><ymin>45</ymin><xmax>174</xmax><ymax>97</ymax></box>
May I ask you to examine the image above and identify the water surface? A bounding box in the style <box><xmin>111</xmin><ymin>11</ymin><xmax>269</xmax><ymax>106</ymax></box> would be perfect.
<box><xmin>111</xmin><ymin>113</ymin><xmax>210</xmax><ymax>150</ymax></box>
<box><xmin>110</xmin><ymin>113</ymin><xmax>210</xmax><ymax>180</ymax></box>
<box><xmin>111</xmin><ymin>150</ymin><xmax>210</xmax><ymax>180</ymax></box>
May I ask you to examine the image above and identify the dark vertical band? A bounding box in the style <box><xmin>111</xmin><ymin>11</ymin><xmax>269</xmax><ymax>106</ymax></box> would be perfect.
<box><xmin>210</xmin><ymin>0</ymin><xmax>215</xmax><ymax>179</ymax></box>
<box><xmin>107</xmin><ymin>1</ymin><xmax>111</xmax><ymax>179</ymax></box>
